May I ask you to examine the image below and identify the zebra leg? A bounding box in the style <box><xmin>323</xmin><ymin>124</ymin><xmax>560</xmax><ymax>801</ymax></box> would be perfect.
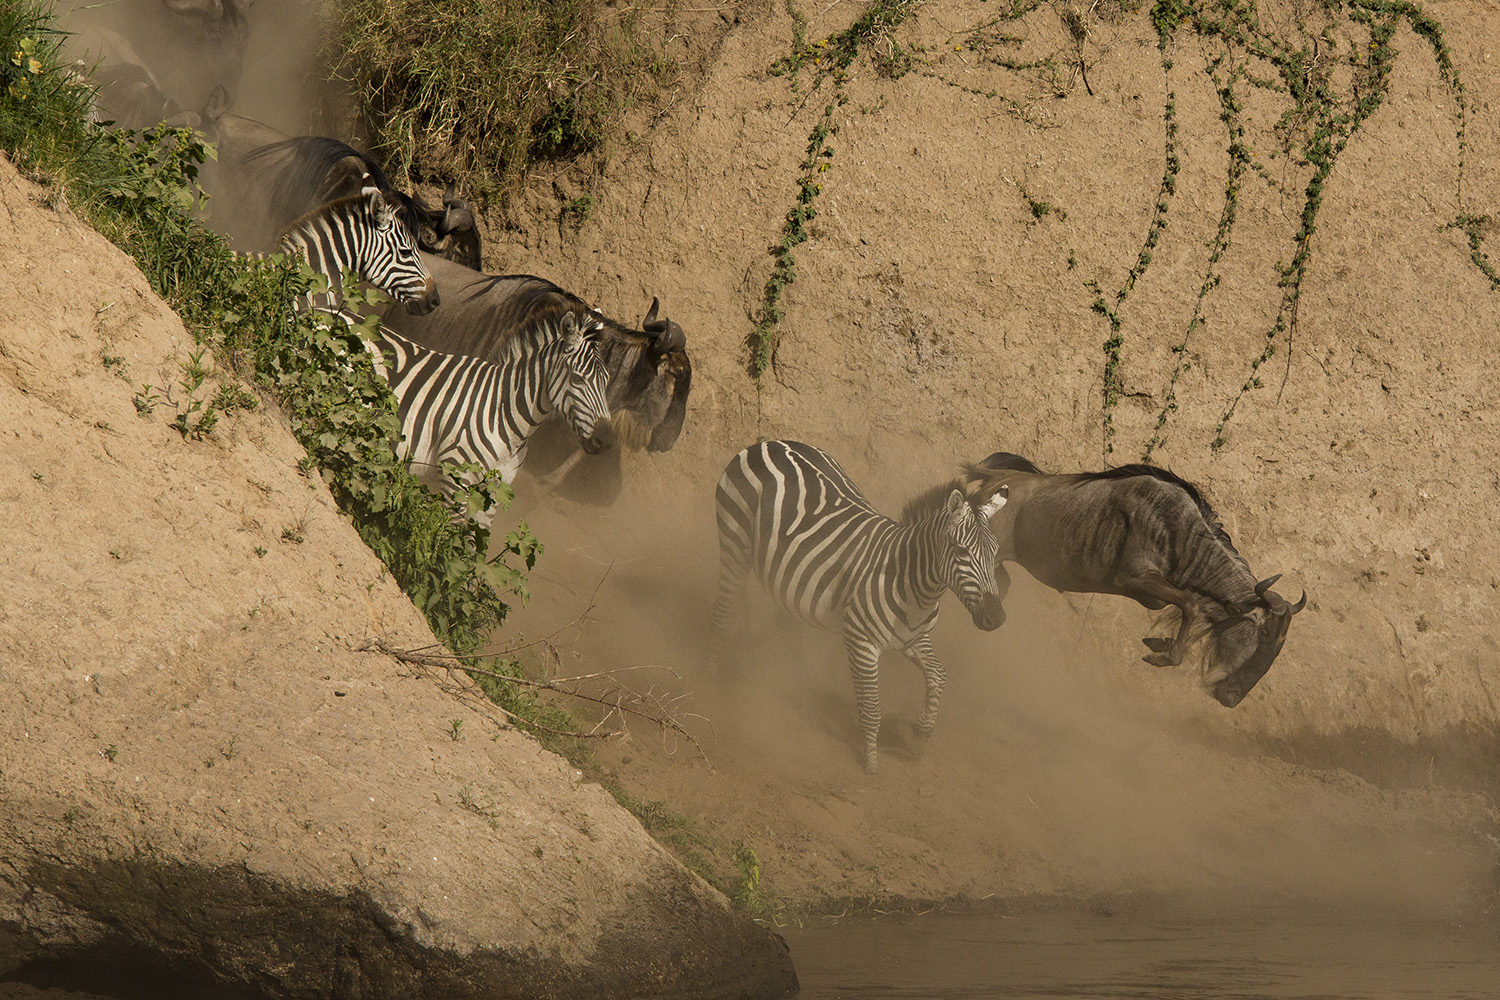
<box><xmin>843</xmin><ymin>633</ymin><xmax>883</xmax><ymax>775</ymax></box>
<box><xmin>902</xmin><ymin>634</ymin><xmax>946</xmax><ymax>749</ymax></box>
<box><xmin>709</xmin><ymin>507</ymin><xmax>752</xmax><ymax>674</ymax></box>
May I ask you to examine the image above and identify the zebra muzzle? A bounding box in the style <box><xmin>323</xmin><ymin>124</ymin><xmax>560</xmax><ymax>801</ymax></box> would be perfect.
<box><xmin>970</xmin><ymin>594</ymin><xmax>1006</xmax><ymax>632</ymax></box>
<box><xmin>581</xmin><ymin>419</ymin><xmax>616</xmax><ymax>455</ymax></box>
<box><xmin>404</xmin><ymin>281</ymin><xmax>441</xmax><ymax>315</ymax></box>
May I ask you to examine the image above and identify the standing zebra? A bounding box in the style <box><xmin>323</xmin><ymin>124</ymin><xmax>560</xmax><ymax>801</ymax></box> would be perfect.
<box><xmin>713</xmin><ymin>440</ymin><xmax>1009</xmax><ymax>773</ymax></box>
<box><xmin>377</xmin><ymin>310</ymin><xmax>615</xmax><ymax>524</ymax></box>
<box><xmin>276</xmin><ymin>180</ymin><xmax>440</xmax><ymax>323</ymax></box>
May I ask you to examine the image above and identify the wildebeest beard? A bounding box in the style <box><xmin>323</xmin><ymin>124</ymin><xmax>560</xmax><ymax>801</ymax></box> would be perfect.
<box><xmin>1193</xmin><ymin>598</ymin><xmax>1298</xmax><ymax>707</ymax></box>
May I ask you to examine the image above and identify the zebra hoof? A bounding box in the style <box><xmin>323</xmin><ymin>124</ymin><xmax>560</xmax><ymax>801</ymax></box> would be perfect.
<box><xmin>1142</xmin><ymin>636</ymin><xmax>1171</xmax><ymax>653</ymax></box>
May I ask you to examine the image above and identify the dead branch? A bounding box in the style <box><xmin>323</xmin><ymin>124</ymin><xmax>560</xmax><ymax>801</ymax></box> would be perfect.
<box><xmin>357</xmin><ymin>637</ymin><xmax>712</xmax><ymax>766</ymax></box>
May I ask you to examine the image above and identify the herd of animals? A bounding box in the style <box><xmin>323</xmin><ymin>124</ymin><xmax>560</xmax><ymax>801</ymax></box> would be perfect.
<box><xmin>71</xmin><ymin>0</ymin><xmax>1306</xmax><ymax>774</ymax></box>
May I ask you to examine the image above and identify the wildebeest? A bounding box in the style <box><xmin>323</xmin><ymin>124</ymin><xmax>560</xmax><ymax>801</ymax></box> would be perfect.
<box><xmin>374</xmin><ymin>253</ymin><xmax>691</xmax><ymax>494</ymax></box>
<box><xmin>65</xmin><ymin>0</ymin><xmax>249</xmax><ymax>130</ymax></box>
<box><xmin>200</xmin><ymin>112</ymin><xmax>481</xmax><ymax>267</ymax></box>
<box><xmin>966</xmin><ymin>452</ymin><xmax>1305</xmax><ymax>707</ymax></box>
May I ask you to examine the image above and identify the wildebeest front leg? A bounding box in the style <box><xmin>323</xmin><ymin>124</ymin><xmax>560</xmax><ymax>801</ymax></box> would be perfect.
<box><xmin>901</xmin><ymin>634</ymin><xmax>946</xmax><ymax>748</ymax></box>
<box><xmin>844</xmin><ymin>633</ymin><xmax>883</xmax><ymax>775</ymax></box>
<box><xmin>1129</xmin><ymin>571</ymin><xmax>1198</xmax><ymax>667</ymax></box>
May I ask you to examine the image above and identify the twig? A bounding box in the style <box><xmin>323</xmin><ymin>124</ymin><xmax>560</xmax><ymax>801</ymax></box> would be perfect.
<box><xmin>484</xmin><ymin>563</ymin><xmax>614</xmax><ymax>657</ymax></box>
<box><xmin>357</xmin><ymin>637</ymin><xmax>711</xmax><ymax>764</ymax></box>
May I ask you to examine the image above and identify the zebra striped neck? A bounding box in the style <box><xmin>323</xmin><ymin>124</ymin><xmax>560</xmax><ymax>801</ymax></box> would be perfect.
<box><xmin>282</xmin><ymin>223</ymin><xmax>361</xmax><ymax>315</ymax></box>
<box><xmin>884</xmin><ymin>510</ymin><xmax>955</xmax><ymax>609</ymax></box>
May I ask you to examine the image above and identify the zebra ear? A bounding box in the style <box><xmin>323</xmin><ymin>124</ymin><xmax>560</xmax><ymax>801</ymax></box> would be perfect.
<box><xmin>362</xmin><ymin>178</ymin><xmax>397</xmax><ymax>229</ymax></box>
<box><xmin>945</xmin><ymin>489</ymin><xmax>968</xmax><ymax>520</ymax></box>
<box><xmin>560</xmin><ymin>311</ymin><xmax>583</xmax><ymax>346</ymax></box>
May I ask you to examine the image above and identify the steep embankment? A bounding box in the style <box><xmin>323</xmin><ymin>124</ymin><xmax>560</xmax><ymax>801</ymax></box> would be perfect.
<box><xmin>0</xmin><ymin>155</ymin><xmax>794</xmax><ymax>997</ymax></box>
<box><xmin>475</xmin><ymin>1</ymin><xmax>1500</xmax><ymax>915</ymax></box>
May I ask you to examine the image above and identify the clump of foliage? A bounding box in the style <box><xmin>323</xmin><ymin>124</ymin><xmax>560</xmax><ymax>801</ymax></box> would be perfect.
<box><xmin>1</xmin><ymin>0</ymin><xmax>535</xmax><ymax>657</ymax></box>
<box><xmin>329</xmin><ymin>0</ymin><xmax>671</xmax><ymax>197</ymax></box>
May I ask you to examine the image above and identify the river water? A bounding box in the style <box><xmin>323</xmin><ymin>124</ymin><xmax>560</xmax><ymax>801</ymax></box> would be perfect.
<box><xmin>783</xmin><ymin>905</ymin><xmax>1500</xmax><ymax>999</ymax></box>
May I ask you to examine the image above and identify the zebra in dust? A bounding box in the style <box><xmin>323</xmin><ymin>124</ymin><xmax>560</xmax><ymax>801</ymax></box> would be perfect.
<box><xmin>712</xmin><ymin>440</ymin><xmax>1009</xmax><ymax>774</ymax></box>
<box><xmin>377</xmin><ymin>310</ymin><xmax>615</xmax><ymax>525</ymax></box>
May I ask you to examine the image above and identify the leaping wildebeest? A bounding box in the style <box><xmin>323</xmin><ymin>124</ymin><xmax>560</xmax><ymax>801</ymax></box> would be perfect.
<box><xmin>374</xmin><ymin>253</ymin><xmax>691</xmax><ymax>492</ymax></box>
<box><xmin>713</xmin><ymin>441</ymin><xmax>1009</xmax><ymax>773</ymax></box>
<box><xmin>966</xmin><ymin>452</ymin><xmax>1305</xmax><ymax>708</ymax></box>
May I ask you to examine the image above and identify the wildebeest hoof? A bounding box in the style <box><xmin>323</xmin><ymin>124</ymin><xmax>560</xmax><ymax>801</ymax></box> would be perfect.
<box><xmin>1142</xmin><ymin>652</ymin><xmax>1175</xmax><ymax>667</ymax></box>
<box><xmin>1142</xmin><ymin>637</ymin><xmax>1171</xmax><ymax>653</ymax></box>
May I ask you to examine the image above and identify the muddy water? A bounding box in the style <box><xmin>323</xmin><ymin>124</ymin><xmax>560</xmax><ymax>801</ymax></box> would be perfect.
<box><xmin>784</xmin><ymin>905</ymin><xmax>1500</xmax><ymax>999</ymax></box>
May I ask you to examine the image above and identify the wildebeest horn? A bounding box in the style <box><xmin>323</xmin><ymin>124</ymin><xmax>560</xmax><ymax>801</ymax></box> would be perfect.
<box><xmin>643</xmin><ymin>296</ymin><xmax>662</xmax><ymax>330</ymax></box>
<box><xmin>1290</xmin><ymin>591</ymin><xmax>1308</xmax><ymax>614</ymax></box>
<box><xmin>1253</xmin><ymin>574</ymin><xmax>1282</xmax><ymax>598</ymax></box>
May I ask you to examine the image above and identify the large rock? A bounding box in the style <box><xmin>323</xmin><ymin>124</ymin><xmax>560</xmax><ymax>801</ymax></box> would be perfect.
<box><xmin>0</xmin><ymin>155</ymin><xmax>795</xmax><ymax>997</ymax></box>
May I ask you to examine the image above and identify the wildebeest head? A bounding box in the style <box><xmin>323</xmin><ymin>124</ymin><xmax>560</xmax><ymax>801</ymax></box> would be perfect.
<box><xmin>598</xmin><ymin>297</ymin><xmax>691</xmax><ymax>453</ymax></box>
<box><xmin>943</xmin><ymin>486</ymin><xmax>1009</xmax><ymax>632</ymax></box>
<box><xmin>407</xmin><ymin>182</ymin><xmax>483</xmax><ymax>270</ymax></box>
<box><xmin>554</xmin><ymin>312</ymin><xmax>615</xmax><ymax>457</ymax></box>
<box><xmin>1204</xmin><ymin>574</ymin><xmax>1307</xmax><ymax>707</ymax></box>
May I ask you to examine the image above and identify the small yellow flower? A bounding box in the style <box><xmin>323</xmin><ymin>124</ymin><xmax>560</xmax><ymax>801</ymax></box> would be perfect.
<box><xmin>28</xmin><ymin>57</ymin><xmax>42</xmax><ymax>75</ymax></box>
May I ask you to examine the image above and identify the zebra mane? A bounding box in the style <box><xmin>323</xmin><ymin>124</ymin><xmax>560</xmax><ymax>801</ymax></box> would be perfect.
<box><xmin>900</xmin><ymin>478</ymin><xmax>969</xmax><ymax>524</ymax></box>
<box><xmin>276</xmin><ymin>188</ymin><xmax>378</xmax><ymax>244</ymax></box>
<box><xmin>461</xmin><ymin>274</ymin><xmax>609</xmax><ymax>348</ymax></box>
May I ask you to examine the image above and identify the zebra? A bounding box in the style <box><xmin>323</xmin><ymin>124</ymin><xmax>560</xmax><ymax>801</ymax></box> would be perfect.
<box><xmin>376</xmin><ymin>310</ymin><xmax>616</xmax><ymax>524</ymax></box>
<box><xmin>712</xmin><ymin>440</ymin><xmax>1009</xmax><ymax>774</ymax></box>
<box><xmin>276</xmin><ymin>179</ymin><xmax>440</xmax><ymax>323</ymax></box>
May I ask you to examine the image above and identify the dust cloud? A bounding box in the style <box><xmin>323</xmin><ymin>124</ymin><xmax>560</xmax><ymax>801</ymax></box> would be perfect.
<box><xmin>500</xmin><ymin>446</ymin><xmax>1498</xmax><ymax>926</ymax></box>
<box><xmin>55</xmin><ymin>0</ymin><xmax>328</xmax><ymax>134</ymax></box>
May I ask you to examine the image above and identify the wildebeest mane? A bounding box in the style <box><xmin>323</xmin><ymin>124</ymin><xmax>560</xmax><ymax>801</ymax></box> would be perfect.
<box><xmin>978</xmin><ymin>451</ymin><xmax>1045</xmax><ymax>475</ymax></box>
<box><xmin>249</xmin><ymin>136</ymin><xmax>430</xmax><ymax>242</ymax></box>
<box><xmin>1074</xmin><ymin>463</ymin><xmax>1250</xmax><ymax>574</ymax></box>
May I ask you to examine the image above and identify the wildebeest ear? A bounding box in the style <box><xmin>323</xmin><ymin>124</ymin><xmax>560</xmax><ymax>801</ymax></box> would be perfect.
<box><xmin>978</xmin><ymin>485</ymin><xmax>1008</xmax><ymax>519</ymax></box>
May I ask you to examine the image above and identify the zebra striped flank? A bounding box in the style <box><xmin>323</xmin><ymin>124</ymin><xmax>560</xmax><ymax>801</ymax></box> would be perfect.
<box><xmin>377</xmin><ymin>310</ymin><xmax>615</xmax><ymax>525</ymax></box>
<box><xmin>712</xmin><ymin>440</ymin><xmax>1008</xmax><ymax>774</ymax></box>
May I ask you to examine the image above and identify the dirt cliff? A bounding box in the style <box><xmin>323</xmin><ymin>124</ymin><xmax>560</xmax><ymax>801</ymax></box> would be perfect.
<box><xmin>0</xmin><ymin>154</ymin><xmax>795</xmax><ymax>997</ymax></box>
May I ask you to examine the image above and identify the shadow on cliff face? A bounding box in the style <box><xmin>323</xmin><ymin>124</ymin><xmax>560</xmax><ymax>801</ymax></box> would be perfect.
<box><xmin>501</xmin><ymin>470</ymin><xmax>1497</xmax><ymax>922</ymax></box>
